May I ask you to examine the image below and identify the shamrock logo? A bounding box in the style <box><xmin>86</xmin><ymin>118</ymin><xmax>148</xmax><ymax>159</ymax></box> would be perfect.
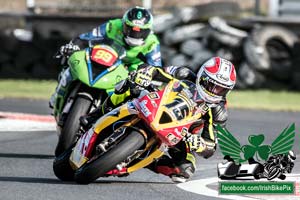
<box><xmin>241</xmin><ymin>134</ymin><xmax>271</xmax><ymax>161</ymax></box>
<box><xmin>217</xmin><ymin>123</ymin><xmax>296</xmax><ymax>164</ymax></box>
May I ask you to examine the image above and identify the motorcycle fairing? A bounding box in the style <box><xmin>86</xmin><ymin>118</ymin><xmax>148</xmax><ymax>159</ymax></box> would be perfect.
<box><xmin>93</xmin><ymin>104</ymin><xmax>139</xmax><ymax>134</ymax></box>
<box><xmin>69</xmin><ymin>103</ymin><xmax>139</xmax><ymax>169</ymax></box>
<box><xmin>53</xmin><ymin>68</ymin><xmax>76</xmax><ymax>117</ymax></box>
<box><xmin>86</xmin><ymin>48</ymin><xmax>126</xmax><ymax>87</ymax></box>
<box><xmin>70</xmin><ymin>128</ymin><xmax>97</xmax><ymax>169</ymax></box>
<box><xmin>135</xmin><ymin>80</ymin><xmax>203</xmax><ymax>146</ymax></box>
<box><xmin>68</xmin><ymin>49</ymin><xmax>128</xmax><ymax>91</ymax></box>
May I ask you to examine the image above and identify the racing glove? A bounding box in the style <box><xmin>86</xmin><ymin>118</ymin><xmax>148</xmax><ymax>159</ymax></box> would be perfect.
<box><xmin>186</xmin><ymin>135</ymin><xmax>216</xmax><ymax>158</ymax></box>
<box><xmin>187</xmin><ymin>135</ymin><xmax>206</xmax><ymax>152</ymax></box>
<box><xmin>134</xmin><ymin>66</ymin><xmax>155</xmax><ymax>87</ymax></box>
<box><xmin>164</xmin><ymin>66</ymin><xmax>196</xmax><ymax>80</ymax></box>
<box><xmin>59</xmin><ymin>43</ymin><xmax>80</xmax><ymax>57</ymax></box>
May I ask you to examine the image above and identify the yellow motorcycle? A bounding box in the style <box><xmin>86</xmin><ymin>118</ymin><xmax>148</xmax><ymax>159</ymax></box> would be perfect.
<box><xmin>53</xmin><ymin>79</ymin><xmax>205</xmax><ymax>184</ymax></box>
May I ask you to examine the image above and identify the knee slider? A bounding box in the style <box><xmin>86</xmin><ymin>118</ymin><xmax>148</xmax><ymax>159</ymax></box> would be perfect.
<box><xmin>178</xmin><ymin>162</ymin><xmax>195</xmax><ymax>179</ymax></box>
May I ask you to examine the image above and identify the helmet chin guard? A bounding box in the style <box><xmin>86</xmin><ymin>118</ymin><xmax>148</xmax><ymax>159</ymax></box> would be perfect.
<box><xmin>124</xmin><ymin>36</ymin><xmax>145</xmax><ymax>46</ymax></box>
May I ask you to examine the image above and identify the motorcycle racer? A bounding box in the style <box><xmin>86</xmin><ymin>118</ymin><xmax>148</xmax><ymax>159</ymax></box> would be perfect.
<box><xmin>80</xmin><ymin>65</ymin><xmax>229</xmax><ymax>135</ymax></box>
<box><xmin>260</xmin><ymin>150</ymin><xmax>296</xmax><ymax>180</ymax></box>
<box><xmin>49</xmin><ymin>6</ymin><xmax>162</xmax><ymax>108</ymax></box>
<box><xmin>100</xmin><ymin>57</ymin><xmax>236</xmax><ymax>183</ymax></box>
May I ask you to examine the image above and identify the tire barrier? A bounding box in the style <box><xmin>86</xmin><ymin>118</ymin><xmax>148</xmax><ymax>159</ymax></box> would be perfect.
<box><xmin>243</xmin><ymin>25</ymin><xmax>298</xmax><ymax>77</ymax></box>
<box><xmin>291</xmin><ymin>42</ymin><xmax>300</xmax><ymax>90</ymax></box>
<box><xmin>156</xmin><ymin>13</ymin><xmax>299</xmax><ymax>90</ymax></box>
<box><xmin>0</xmin><ymin>28</ymin><xmax>67</xmax><ymax>79</ymax></box>
<box><xmin>0</xmin><ymin>1</ymin><xmax>299</xmax><ymax>90</ymax></box>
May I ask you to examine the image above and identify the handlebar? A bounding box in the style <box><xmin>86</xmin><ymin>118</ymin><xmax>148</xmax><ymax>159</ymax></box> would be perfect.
<box><xmin>53</xmin><ymin>51</ymin><xmax>67</xmax><ymax>66</ymax></box>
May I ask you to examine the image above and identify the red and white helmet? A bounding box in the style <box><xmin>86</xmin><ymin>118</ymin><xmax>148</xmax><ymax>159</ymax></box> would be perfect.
<box><xmin>196</xmin><ymin>57</ymin><xmax>236</xmax><ymax>104</ymax></box>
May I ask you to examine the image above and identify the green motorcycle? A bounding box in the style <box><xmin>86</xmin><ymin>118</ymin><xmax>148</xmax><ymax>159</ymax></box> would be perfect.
<box><xmin>52</xmin><ymin>39</ymin><xmax>128</xmax><ymax>156</ymax></box>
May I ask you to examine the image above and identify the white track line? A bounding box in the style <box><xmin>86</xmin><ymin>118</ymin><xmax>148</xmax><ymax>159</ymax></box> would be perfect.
<box><xmin>0</xmin><ymin>111</ymin><xmax>55</xmax><ymax>131</ymax></box>
<box><xmin>0</xmin><ymin>111</ymin><xmax>54</xmax><ymax>122</ymax></box>
<box><xmin>0</xmin><ymin>119</ymin><xmax>56</xmax><ymax>131</ymax></box>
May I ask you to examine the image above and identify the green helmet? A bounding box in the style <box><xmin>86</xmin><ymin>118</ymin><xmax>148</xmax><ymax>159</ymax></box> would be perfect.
<box><xmin>122</xmin><ymin>6</ymin><xmax>153</xmax><ymax>46</ymax></box>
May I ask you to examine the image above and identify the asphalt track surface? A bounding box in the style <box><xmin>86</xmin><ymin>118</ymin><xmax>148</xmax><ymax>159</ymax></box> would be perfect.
<box><xmin>0</xmin><ymin>98</ymin><xmax>299</xmax><ymax>200</ymax></box>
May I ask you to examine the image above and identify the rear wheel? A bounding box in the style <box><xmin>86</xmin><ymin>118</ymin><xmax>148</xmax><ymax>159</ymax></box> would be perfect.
<box><xmin>55</xmin><ymin>96</ymin><xmax>92</xmax><ymax>156</ymax></box>
<box><xmin>74</xmin><ymin>131</ymin><xmax>145</xmax><ymax>184</ymax></box>
<box><xmin>267</xmin><ymin>166</ymin><xmax>282</xmax><ymax>180</ymax></box>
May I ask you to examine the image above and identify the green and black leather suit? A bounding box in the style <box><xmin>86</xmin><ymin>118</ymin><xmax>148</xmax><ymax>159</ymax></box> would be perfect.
<box><xmin>73</xmin><ymin>19</ymin><xmax>162</xmax><ymax>70</ymax></box>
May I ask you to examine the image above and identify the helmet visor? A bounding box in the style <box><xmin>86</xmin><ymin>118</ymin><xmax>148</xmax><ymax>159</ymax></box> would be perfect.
<box><xmin>123</xmin><ymin>23</ymin><xmax>150</xmax><ymax>40</ymax></box>
<box><xmin>201</xmin><ymin>79</ymin><xmax>230</xmax><ymax>97</ymax></box>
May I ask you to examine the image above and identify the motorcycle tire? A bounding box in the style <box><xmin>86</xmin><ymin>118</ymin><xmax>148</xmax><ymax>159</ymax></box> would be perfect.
<box><xmin>55</xmin><ymin>96</ymin><xmax>92</xmax><ymax>156</ymax></box>
<box><xmin>169</xmin><ymin>54</ymin><xmax>189</xmax><ymax>67</ymax></box>
<box><xmin>74</xmin><ymin>130</ymin><xmax>145</xmax><ymax>184</ymax></box>
<box><xmin>266</xmin><ymin>166</ymin><xmax>282</xmax><ymax>181</ymax></box>
<box><xmin>163</xmin><ymin>23</ymin><xmax>207</xmax><ymax>45</ymax></box>
<box><xmin>53</xmin><ymin>146</ymin><xmax>74</xmax><ymax>181</ymax></box>
<box><xmin>153</xmin><ymin>13</ymin><xmax>181</xmax><ymax>33</ymax></box>
<box><xmin>243</xmin><ymin>25</ymin><xmax>298</xmax><ymax>72</ymax></box>
<box><xmin>237</xmin><ymin>62</ymin><xmax>266</xmax><ymax>88</ymax></box>
<box><xmin>180</xmin><ymin>39</ymin><xmax>204</xmax><ymax>57</ymax></box>
<box><xmin>175</xmin><ymin>1</ymin><xmax>240</xmax><ymax>23</ymax></box>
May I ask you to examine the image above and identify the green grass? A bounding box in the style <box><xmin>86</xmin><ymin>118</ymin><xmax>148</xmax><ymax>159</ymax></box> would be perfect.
<box><xmin>227</xmin><ymin>90</ymin><xmax>300</xmax><ymax>111</ymax></box>
<box><xmin>0</xmin><ymin>79</ymin><xmax>300</xmax><ymax>111</ymax></box>
<box><xmin>0</xmin><ymin>79</ymin><xmax>56</xmax><ymax>99</ymax></box>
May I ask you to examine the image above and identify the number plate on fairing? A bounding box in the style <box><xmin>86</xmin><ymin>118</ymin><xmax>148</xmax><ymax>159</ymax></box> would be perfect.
<box><xmin>91</xmin><ymin>46</ymin><xmax>117</xmax><ymax>67</ymax></box>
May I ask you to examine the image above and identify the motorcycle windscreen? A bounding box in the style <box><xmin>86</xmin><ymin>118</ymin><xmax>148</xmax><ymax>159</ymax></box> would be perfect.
<box><xmin>143</xmin><ymin>80</ymin><xmax>197</xmax><ymax>126</ymax></box>
<box><xmin>91</xmin><ymin>46</ymin><xmax>118</xmax><ymax>67</ymax></box>
<box><xmin>172</xmin><ymin>80</ymin><xmax>205</xmax><ymax>103</ymax></box>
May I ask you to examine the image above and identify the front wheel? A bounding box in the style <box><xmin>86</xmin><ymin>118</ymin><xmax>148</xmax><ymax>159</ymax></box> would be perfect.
<box><xmin>55</xmin><ymin>96</ymin><xmax>92</xmax><ymax>156</ymax></box>
<box><xmin>53</xmin><ymin>146</ymin><xmax>75</xmax><ymax>181</ymax></box>
<box><xmin>74</xmin><ymin>131</ymin><xmax>145</xmax><ymax>184</ymax></box>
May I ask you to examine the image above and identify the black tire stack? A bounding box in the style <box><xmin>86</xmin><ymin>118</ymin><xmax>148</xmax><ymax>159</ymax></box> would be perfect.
<box><xmin>0</xmin><ymin>28</ymin><xmax>68</xmax><ymax>79</ymax></box>
<box><xmin>154</xmin><ymin>1</ymin><xmax>300</xmax><ymax>90</ymax></box>
<box><xmin>243</xmin><ymin>25</ymin><xmax>298</xmax><ymax>89</ymax></box>
<box><xmin>0</xmin><ymin>1</ymin><xmax>299</xmax><ymax>90</ymax></box>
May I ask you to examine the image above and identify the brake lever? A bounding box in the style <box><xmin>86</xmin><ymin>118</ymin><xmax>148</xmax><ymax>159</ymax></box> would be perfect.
<box><xmin>53</xmin><ymin>51</ymin><xmax>68</xmax><ymax>66</ymax></box>
<box><xmin>53</xmin><ymin>51</ymin><xmax>61</xmax><ymax>59</ymax></box>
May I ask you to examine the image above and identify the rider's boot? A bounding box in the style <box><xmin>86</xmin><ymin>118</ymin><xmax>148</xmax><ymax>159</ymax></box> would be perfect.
<box><xmin>147</xmin><ymin>155</ymin><xmax>195</xmax><ymax>183</ymax></box>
